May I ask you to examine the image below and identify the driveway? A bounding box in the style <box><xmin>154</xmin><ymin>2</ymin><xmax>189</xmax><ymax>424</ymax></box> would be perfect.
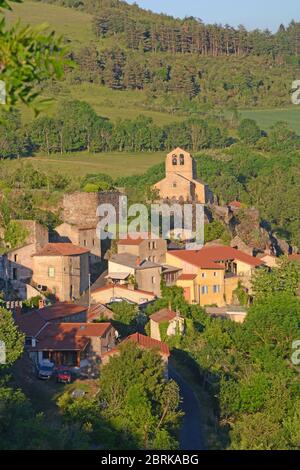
<box><xmin>169</xmin><ymin>365</ymin><xmax>204</xmax><ymax>451</ymax></box>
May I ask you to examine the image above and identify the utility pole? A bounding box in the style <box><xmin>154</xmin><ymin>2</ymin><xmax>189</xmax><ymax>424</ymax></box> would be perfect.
<box><xmin>88</xmin><ymin>273</ymin><xmax>91</xmax><ymax>308</ymax></box>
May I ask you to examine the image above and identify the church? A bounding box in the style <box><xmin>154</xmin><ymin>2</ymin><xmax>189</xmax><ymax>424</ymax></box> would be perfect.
<box><xmin>153</xmin><ymin>147</ymin><xmax>213</xmax><ymax>204</ymax></box>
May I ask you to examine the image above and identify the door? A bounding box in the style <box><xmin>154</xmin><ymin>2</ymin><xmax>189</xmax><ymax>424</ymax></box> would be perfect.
<box><xmin>183</xmin><ymin>287</ymin><xmax>191</xmax><ymax>302</ymax></box>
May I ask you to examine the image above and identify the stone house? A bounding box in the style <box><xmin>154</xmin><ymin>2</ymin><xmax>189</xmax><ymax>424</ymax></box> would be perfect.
<box><xmin>54</xmin><ymin>222</ymin><xmax>101</xmax><ymax>266</ymax></box>
<box><xmin>32</xmin><ymin>243</ymin><xmax>90</xmax><ymax>302</ymax></box>
<box><xmin>107</xmin><ymin>252</ymin><xmax>162</xmax><ymax>296</ymax></box>
<box><xmin>153</xmin><ymin>147</ymin><xmax>213</xmax><ymax>203</ymax></box>
<box><xmin>166</xmin><ymin>246</ymin><xmax>264</xmax><ymax>307</ymax></box>
<box><xmin>14</xmin><ymin>302</ymin><xmax>89</xmax><ymax>344</ymax></box>
<box><xmin>149</xmin><ymin>308</ymin><xmax>185</xmax><ymax>342</ymax></box>
<box><xmin>117</xmin><ymin>236</ymin><xmax>167</xmax><ymax>264</ymax></box>
<box><xmin>29</xmin><ymin>322</ymin><xmax>116</xmax><ymax>371</ymax></box>
<box><xmin>0</xmin><ymin>220</ymin><xmax>48</xmax><ymax>299</ymax></box>
<box><xmin>258</xmin><ymin>253</ymin><xmax>279</xmax><ymax>269</ymax></box>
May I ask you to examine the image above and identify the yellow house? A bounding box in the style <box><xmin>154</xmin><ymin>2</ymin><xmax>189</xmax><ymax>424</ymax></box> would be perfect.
<box><xmin>166</xmin><ymin>246</ymin><xmax>264</xmax><ymax>307</ymax></box>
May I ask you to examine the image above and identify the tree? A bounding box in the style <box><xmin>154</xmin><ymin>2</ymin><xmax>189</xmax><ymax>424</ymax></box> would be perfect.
<box><xmin>0</xmin><ymin>109</ymin><xmax>30</xmax><ymax>158</ymax></box>
<box><xmin>0</xmin><ymin>0</ymin><xmax>67</xmax><ymax>110</ymax></box>
<box><xmin>4</xmin><ymin>220</ymin><xmax>29</xmax><ymax>250</ymax></box>
<box><xmin>99</xmin><ymin>342</ymin><xmax>182</xmax><ymax>449</ymax></box>
<box><xmin>28</xmin><ymin>116</ymin><xmax>61</xmax><ymax>155</ymax></box>
<box><xmin>238</xmin><ymin>119</ymin><xmax>261</xmax><ymax>145</ymax></box>
<box><xmin>110</xmin><ymin>301</ymin><xmax>139</xmax><ymax>337</ymax></box>
<box><xmin>0</xmin><ymin>307</ymin><xmax>24</xmax><ymax>367</ymax></box>
<box><xmin>243</xmin><ymin>293</ymin><xmax>300</xmax><ymax>357</ymax></box>
<box><xmin>267</xmin><ymin>121</ymin><xmax>300</xmax><ymax>150</ymax></box>
<box><xmin>252</xmin><ymin>258</ymin><xmax>300</xmax><ymax>299</ymax></box>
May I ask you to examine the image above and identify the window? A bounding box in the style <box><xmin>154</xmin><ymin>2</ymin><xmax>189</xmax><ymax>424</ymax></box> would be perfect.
<box><xmin>48</xmin><ymin>267</ymin><xmax>55</xmax><ymax>278</ymax></box>
<box><xmin>152</xmin><ymin>276</ymin><xmax>156</xmax><ymax>284</ymax></box>
<box><xmin>201</xmin><ymin>286</ymin><xmax>208</xmax><ymax>295</ymax></box>
<box><xmin>172</xmin><ymin>155</ymin><xmax>177</xmax><ymax>166</ymax></box>
<box><xmin>14</xmin><ymin>254</ymin><xmax>18</xmax><ymax>262</ymax></box>
<box><xmin>214</xmin><ymin>272</ymin><xmax>218</xmax><ymax>277</ymax></box>
<box><xmin>12</xmin><ymin>268</ymin><xmax>17</xmax><ymax>280</ymax></box>
<box><xmin>25</xmin><ymin>337</ymin><xmax>32</xmax><ymax>347</ymax></box>
<box><xmin>179</xmin><ymin>154</ymin><xmax>185</xmax><ymax>165</ymax></box>
<box><xmin>213</xmin><ymin>285</ymin><xmax>221</xmax><ymax>294</ymax></box>
<box><xmin>201</xmin><ymin>273</ymin><xmax>206</xmax><ymax>278</ymax></box>
<box><xmin>172</xmin><ymin>182</ymin><xmax>177</xmax><ymax>188</ymax></box>
<box><xmin>83</xmin><ymin>240</ymin><xmax>87</xmax><ymax>246</ymax></box>
<box><xmin>92</xmin><ymin>239</ymin><xmax>95</xmax><ymax>246</ymax></box>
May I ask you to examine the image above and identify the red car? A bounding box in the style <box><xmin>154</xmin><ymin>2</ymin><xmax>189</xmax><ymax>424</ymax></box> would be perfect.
<box><xmin>56</xmin><ymin>366</ymin><xmax>72</xmax><ymax>384</ymax></box>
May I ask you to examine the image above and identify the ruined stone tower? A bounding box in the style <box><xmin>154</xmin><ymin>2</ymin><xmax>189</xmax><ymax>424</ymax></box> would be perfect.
<box><xmin>62</xmin><ymin>191</ymin><xmax>122</xmax><ymax>227</ymax></box>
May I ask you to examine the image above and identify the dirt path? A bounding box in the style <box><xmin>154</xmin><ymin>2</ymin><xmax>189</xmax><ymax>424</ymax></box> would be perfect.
<box><xmin>11</xmin><ymin>354</ymin><xmax>62</xmax><ymax>424</ymax></box>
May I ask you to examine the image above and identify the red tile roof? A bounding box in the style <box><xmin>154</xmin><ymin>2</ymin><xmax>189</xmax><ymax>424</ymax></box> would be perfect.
<box><xmin>289</xmin><ymin>254</ymin><xmax>300</xmax><ymax>261</ymax></box>
<box><xmin>30</xmin><ymin>322</ymin><xmax>112</xmax><ymax>351</ymax></box>
<box><xmin>14</xmin><ymin>303</ymin><xmax>88</xmax><ymax>336</ymax></box>
<box><xmin>88</xmin><ymin>303</ymin><xmax>114</xmax><ymax>321</ymax></box>
<box><xmin>150</xmin><ymin>309</ymin><xmax>177</xmax><ymax>323</ymax></box>
<box><xmin>34</xmin><ymin>243</ymin><xmax>90</xmax><ymax>257</ymax></box>
<box><xmin>201</xmin><ymin>246</ymin><xmax>264</xmax><ymax>267</ymax></box>
<box><xmin>14</xmin><ymin>311</ymin><xmax>47</xmax><ymax>337</ymax></box>
<box><xmin>168</xmin><ymin>250</ymin><xmax>224</xmax><ymax>270</ymax></box>
<box><xmin>177</xmin><ymin>274</ymin><xmax>197</xmax><ymax>281</ymax></box>
<box><xmin>124</xmin><ymin>333</ymin><xmax>170</xmax><ymax>357</ymax></box>
<box><xmin>229</xmin><ymin>200</ymin><xmax>242</xmax><ymax>208</ymax></box>
<box><xmin>117</xmin><ymin>238</ymin><xmax>145</xmax><ymax>246</ymax></box>
<box><xmin>169</xmin><ymin>246</ymin><xmax>263</xmax><ymax>269</ymax></box>
<box><xmin>102</xmin><ymin>333</ymin><xmax>170</xmax><ymax>358</ymax></box>
<box><xmin>36</xmin><ymin>302</ymin><xmax>88</xmax><ymax>322</ymax></box>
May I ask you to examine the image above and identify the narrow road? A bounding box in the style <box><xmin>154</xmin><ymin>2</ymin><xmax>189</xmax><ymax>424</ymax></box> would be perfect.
<box><xmin>169</xmin><ymin>365</ymin><xmax>204</xmax><ymax>451</ymax></box>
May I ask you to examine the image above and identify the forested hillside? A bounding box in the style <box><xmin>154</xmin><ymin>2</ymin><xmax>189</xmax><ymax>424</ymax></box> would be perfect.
<box><xmin>29</xmin><ymin>0</ymin><xmax>300</xmax><ymax>107</ymax></box>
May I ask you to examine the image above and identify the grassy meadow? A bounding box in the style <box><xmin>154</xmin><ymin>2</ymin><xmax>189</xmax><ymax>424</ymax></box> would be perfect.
<box><xmin>240</xmin><ymin>107</ymin><xmax>300</xmax><ymax>133</ymax></box>
<box><xmin>5</xmin><ymin>1</ymin><xmax>94</xmax><ymax>49</ymax></box>
<box><xmin>20</xmin><ymin>83</ymin><xmax>184</xmax><ymax>126</ymax></box>
<box><xmin>3</xmin><ymin>151</ymin><xmax>166</xmax><ymax>179</ymax></box>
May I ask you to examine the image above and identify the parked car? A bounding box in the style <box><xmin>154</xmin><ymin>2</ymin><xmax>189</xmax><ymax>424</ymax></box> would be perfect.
<box><xmin>37</xmin><ymin>361</ymin><xmax>55</xmax><ymax>380</ymax></box>
<box><xmin>56</xmin><ymin>366</ymin><xmax>72</xmax><ymax>384</ymax></box>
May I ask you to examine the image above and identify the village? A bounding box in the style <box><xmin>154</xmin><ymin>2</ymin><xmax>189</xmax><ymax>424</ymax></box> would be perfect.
<box><xmin>1</xmin><ymin>147</ymin><xmax>298</xmax><ymax>384</ymax></box>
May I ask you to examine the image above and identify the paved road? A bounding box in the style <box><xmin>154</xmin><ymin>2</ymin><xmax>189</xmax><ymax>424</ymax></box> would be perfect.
<box><xmin>169</xmin><ymin>366</ymin><xmax>204</xmax><ymax>451</ymax></box>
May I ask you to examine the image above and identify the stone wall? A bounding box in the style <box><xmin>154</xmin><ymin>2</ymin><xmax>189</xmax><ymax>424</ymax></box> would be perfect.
<box><xmin>63</xmin><ymin>191</ymin><xmax>122</xmax><ymax>227</ymax></box>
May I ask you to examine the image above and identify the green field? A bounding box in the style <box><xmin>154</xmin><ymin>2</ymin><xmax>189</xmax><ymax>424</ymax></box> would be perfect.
<box><xmin>20</xmin><ymin>83</ymin><xmax>184</xmax><ymax>126</ymax></box>
<box><xmin>240</xmin><ymin>107</ymin><xmax>300</xmax><ymax>133</ymax></box>
<box><xmin>5</xmin><ymin>152</ymin><xmax>166</xmax><ymax>179</ymax></box>
<box><xmin>5</xmin><ymin>1</ymin><xmax>94</xmax><ymax>49</ymax></box>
